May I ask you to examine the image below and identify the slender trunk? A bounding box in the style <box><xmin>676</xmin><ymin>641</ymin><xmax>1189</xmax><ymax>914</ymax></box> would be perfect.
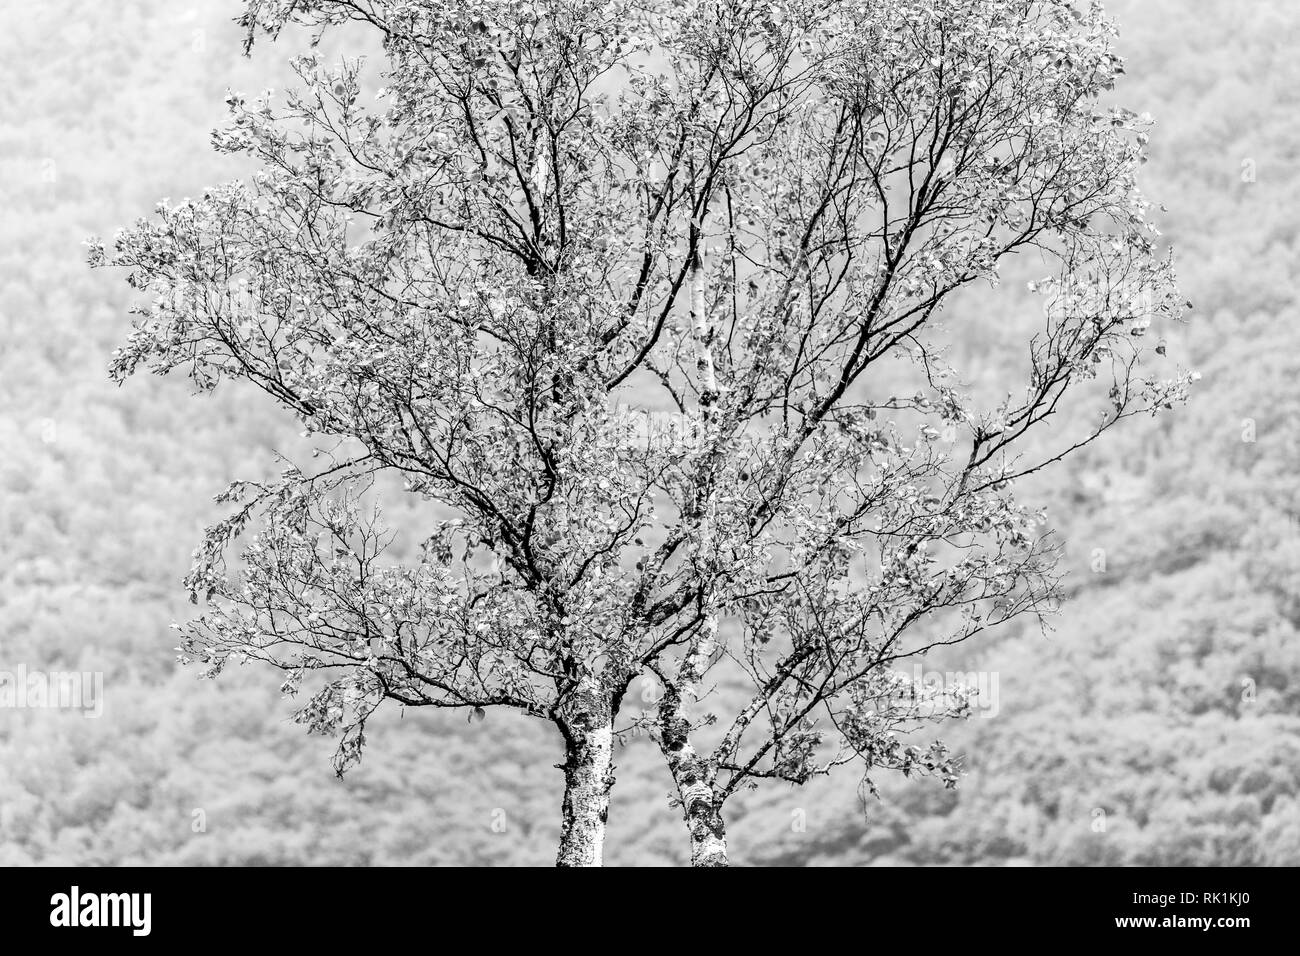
<box><xmin>658</xmin><ymin>682</ymin><xmax>729</xmax><ymax>867</ymax></box>
<box><xmin>555</xmin><ymin>687</ymin><xmax>615</xmax><ymax>867</ymax></box>
<box><xmin>673</xmin><ymin>162</ymin><xmax>726</xmax><ymax>866</ymax></box>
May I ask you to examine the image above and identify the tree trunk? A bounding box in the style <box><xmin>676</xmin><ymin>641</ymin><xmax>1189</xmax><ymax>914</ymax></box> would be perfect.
<box><xmin>685</xmin><ymin>795</ymin><xmax>728</xmax><ymax>867</ymax></box>
<box><xmin>555</xmin><ymin>688</ymin><xmax>615</xmax><ymax>867</ymax></box>
<box><xmin>658</xmin><ymin>682</ymin><xmax>729</xmax><ymax>866</ymax></box>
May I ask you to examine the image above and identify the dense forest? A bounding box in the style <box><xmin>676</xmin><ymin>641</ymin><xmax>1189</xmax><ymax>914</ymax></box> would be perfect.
<box><xmin>1</xmin><ymin>0</ymin><xmax>1296</xmax><ymax>865</ymax></box>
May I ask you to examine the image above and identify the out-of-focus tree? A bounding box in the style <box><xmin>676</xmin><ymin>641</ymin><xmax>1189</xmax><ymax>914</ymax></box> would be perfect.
<box><xmin>93</xmin><ymin>0</ymin><xmax>1189</xmax><ymax>866</ymax></box>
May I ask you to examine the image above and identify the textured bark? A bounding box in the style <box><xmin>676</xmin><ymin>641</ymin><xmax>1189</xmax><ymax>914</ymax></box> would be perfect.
<box><xmin>658</xmin><ymin>681</ymin><xmax>729</xmax><ymax>867</ymax></box>
<box><xmin>669</xmin><ymin>206</ymin><xmax>729</xmax><ymax>865</ymax></box>
<box><xmin>686</xmin><ymin>796</ymin><xmax>728</xmax><ymax>867</ymax></box>
<box><xmin>688</xmin><ymin>248</ymin><xmax>719</xmax><ymax>404</ymax></box>
<box><xmin>555</xmin><ymin>684</ymin><xmax>615</xmax><ymax>867</ymax></box>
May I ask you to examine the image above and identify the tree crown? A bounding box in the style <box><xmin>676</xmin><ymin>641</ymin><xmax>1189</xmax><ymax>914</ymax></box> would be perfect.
<box><xmin>93</xmin><ymin>0</ymin><xmax>1190</xmax><ymax>788</ymax></box>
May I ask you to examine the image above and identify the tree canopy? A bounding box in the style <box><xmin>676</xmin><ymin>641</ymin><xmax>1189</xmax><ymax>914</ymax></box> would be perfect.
<box><xmin>88</xmin><ymin>0</ymin><xmax>1195</xmax><ymax>864</ymax></box>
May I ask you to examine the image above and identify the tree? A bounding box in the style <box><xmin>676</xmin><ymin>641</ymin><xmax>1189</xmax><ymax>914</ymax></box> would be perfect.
<box><xmin>92</xmin><ymin>0</ymin><xmax>1190</xmax><ymax>866</ymax></box>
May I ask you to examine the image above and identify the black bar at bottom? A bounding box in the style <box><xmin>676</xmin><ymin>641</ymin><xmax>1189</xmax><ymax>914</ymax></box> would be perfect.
<box><xmin>0</xmin><ymin>865</ymin><xmax>1281</xmax><ymax>943</ymax></box>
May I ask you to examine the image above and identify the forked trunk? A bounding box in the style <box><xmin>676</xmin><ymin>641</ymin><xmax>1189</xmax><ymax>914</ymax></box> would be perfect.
<box><xmin>658</xmin><ymin>682</ymin><xmax>729</xmax><ymax>866</ymax></box>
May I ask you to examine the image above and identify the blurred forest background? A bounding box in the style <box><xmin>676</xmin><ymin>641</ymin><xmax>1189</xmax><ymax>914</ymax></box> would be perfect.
<box><xmin>1</xmin><ymin>0</ymin><xmax>1298</xmax><ymax>866</ymax></box>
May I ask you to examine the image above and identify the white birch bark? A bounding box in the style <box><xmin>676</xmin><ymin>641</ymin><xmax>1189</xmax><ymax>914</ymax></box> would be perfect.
<box><xmin>555</xmin><ymin>681</ymin><xmax>615</xmax><ymax>867</ymax></box>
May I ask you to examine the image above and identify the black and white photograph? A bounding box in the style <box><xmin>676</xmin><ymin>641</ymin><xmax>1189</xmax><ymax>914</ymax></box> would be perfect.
<box><xmin>0</xmin><ymin>0</ymin><xmax>1293</xmax><ymax>927</ymax></box>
